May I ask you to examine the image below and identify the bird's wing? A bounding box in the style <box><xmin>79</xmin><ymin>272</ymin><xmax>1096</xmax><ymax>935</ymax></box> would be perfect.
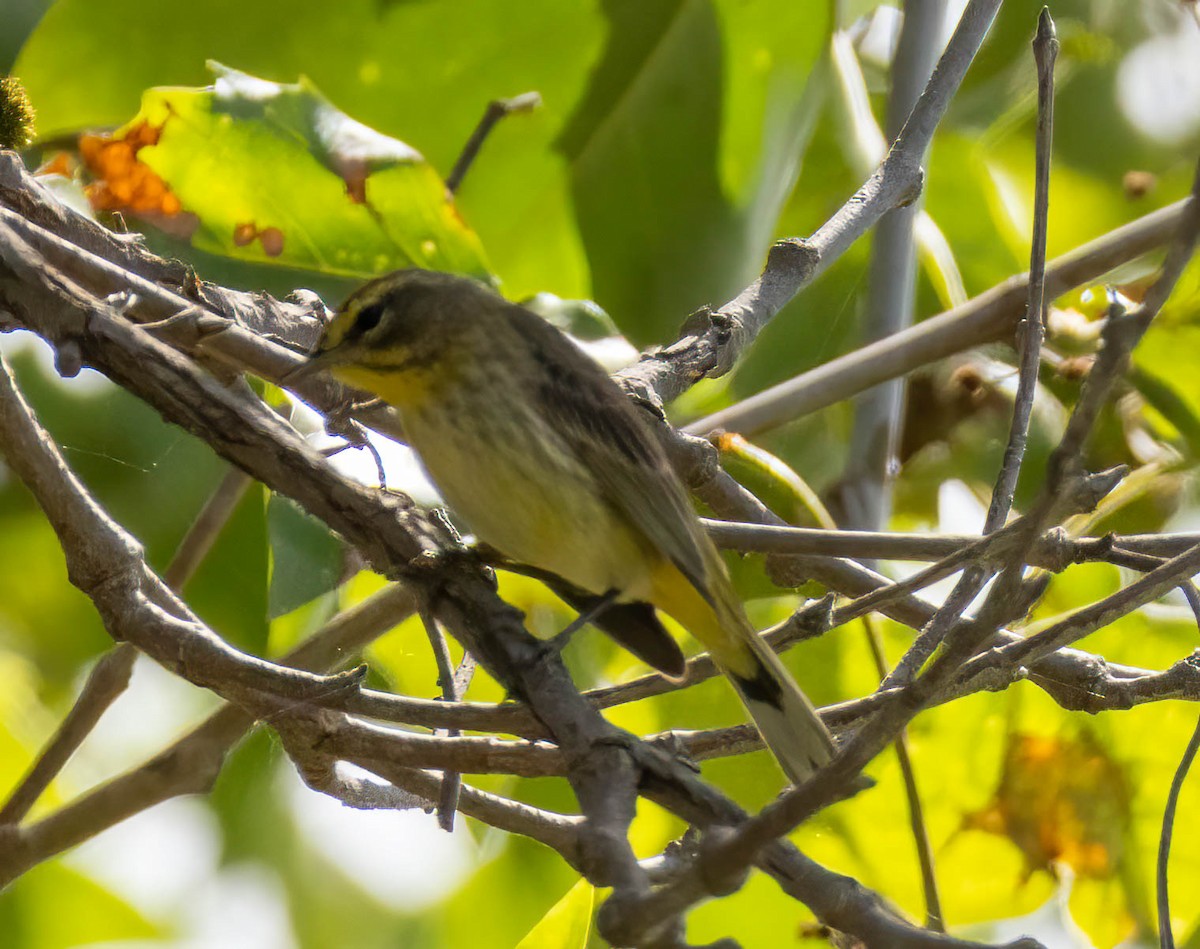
<box><xmin>547</xmin><ymin>577</ymin><xmax>687</xmax><ymax>677</ymax></box>
<box><xmin>507</xmin><ymin>305</ymin><xmax>715</xmax><ymax>598</ymax></box>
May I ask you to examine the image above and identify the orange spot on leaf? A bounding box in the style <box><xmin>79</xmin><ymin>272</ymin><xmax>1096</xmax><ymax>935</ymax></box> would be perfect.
<box><xmin>36</xmin><ymin>152</ymin><xmax>74</xmax><ymax>178</ymax></box>
<box><xmin>259</xmin><ymin>226</ymin><xmax>284</xmax><ymax>257</ymax></box>
<box><xmin>79</xmin><ymin>120</ymin><xmax>192</xmax><ymax>232</ymax></box>
<box><xmin>961</xmin><ymin>731</ymin><xmax>1131</xmax><ymax>881</ymax></box>
<box><xmin>229</xmin><ymin>221</ymin><xmax>284</xmax><ymax>257</ymax></box>
<box><xmin>233</xmin><ymin>222</ymin><xmax>257</xmax><ymax>246</ymax></box>
<box><xmin>343</xmin><ymin>171</ymin><xmax>368</xmax><ymax>204</ymax></box>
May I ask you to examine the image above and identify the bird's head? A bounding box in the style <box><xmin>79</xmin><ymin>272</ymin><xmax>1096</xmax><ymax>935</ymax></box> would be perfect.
<box><xmin>285</xmin><ymin>269</ymin><xmax>494</xmax><ymax>398</ymax></box>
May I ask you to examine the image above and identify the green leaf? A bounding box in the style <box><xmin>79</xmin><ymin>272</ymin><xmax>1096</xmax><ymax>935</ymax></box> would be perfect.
<box><xmin>515</xmin><ymin>879</ymin><xmax>594</xmax><ymax>949</ymax></box>
<box><xmin>14</xmin><ymin>0</ymin><xmax>602</xmax><ymax>301</ymax></box>
<box><xmin>172</xmin><ymin>479</ymin><xmax>270</xmax><ymax>655</ymax></box>
<box><xmin>101</xmin><ymin>62</ymin><xmax>490</xmax><ymax>278</ymax></box>
<box><xmin>560</xmin><ymin>0</ymin><xmax>831</xmax><ymax>343</ymax></box>
<box><xmin>267</xmin><ymin>493</ymin><xmax>344</xmax><ymax>618</ymax></box>
<box><xmin>0</xmin><ymin>348</ymin><xmax>257</xmax><ymax>679</ymax></box>
<box><xmin>0</xmin><ymin>861</ymin><xmax>160</xmax><ymax>948</ymax></box>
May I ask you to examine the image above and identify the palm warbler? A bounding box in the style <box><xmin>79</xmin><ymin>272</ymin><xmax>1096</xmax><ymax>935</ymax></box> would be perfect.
<box><xmin>295</xmin><ymin>269</ymin><xmax>835</xmax><ymax>783</ymax></box>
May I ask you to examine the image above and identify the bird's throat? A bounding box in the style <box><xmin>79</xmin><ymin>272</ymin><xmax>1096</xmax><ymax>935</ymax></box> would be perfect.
<box><xmin>330</xmin><ymin>363</ymin><xmax>440</xmax><ymax>410</ymax></box>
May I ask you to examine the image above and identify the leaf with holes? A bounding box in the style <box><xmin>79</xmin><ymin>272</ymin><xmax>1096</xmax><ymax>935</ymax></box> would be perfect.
<box><xmin>79</xmin><ymin>62</ymin><xmax>490</xmax><ymax>279</ymax></box>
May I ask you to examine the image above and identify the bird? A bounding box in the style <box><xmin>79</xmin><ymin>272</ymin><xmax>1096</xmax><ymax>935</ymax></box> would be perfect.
<box><xmin>291</xmin><ymin>268</ymin><xmax>835</xmax><ymax>783</ymax></box>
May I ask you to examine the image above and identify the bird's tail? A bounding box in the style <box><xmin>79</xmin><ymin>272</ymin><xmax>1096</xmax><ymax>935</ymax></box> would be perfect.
<box><xmin>718</xmin><ymin>624</ymin><xmax>834</xmax><ymax>785</ymax></box>
<box><xmin>649</xmin><ymin>560</ymin><xmax>835</xmax><ymax>784</ymax></box>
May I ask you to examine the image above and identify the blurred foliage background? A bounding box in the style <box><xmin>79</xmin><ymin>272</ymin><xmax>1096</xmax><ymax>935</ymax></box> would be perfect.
<box><xmin>2</xmin><ymin>0</ymin><xmax>1200</xmax><ymax>947</ymax></box>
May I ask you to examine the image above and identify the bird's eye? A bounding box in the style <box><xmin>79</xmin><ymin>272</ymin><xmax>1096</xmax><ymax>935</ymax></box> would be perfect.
<box><xmin>354</xmin><ymin>302</ymin><xmax>385</xmax><ymax>335</ymax></box>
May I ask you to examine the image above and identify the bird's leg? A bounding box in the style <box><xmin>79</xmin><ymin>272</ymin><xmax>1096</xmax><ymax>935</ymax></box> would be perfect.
<box><xmin>543</xmin><ymin>587</ymin><xmax>621</xmax><ymax>656</ymax></box>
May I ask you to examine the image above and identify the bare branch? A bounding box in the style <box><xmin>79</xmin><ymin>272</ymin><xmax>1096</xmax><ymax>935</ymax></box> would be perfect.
<box><xmin>420</xmin><ymin>607</ymin><xmax>465</xmax><ymax>830</ymax></box>
<box><xmin>877</xmin><ymin>10</ymin><xmax>1060</xmax><ymax>688</ymax></box>
<box><xmin>686</xmin><ymin>198</ymin><xmax>1189</xmax><ymax>438</ymax></box>
<box><xmin>617</xmin><ymin>0</ymin><xmax>1004</xmax><ymax>411</ymax></box>
<box><xmin>840</xmin><ymin>0</ymin><xmax>947</xmax><ymax>546</ymax></box>
<box><xmin>704</xmin><ymin>518</ymin><xmax>1200</xmax><ymax>564</ymax></box>
<box><xmin>1158</xmin><ymin>716</ymin><xmax>1200</xmax><ymax>949</ymax></box>
<box><xmin>983</xmin><ymin>8</ymin><xmax>1058</xmax><ymax>533</ymax></box>
<box><xmin>0</xmin><ymin>581</ymin><xmax>418</xmax><ymax>884</ymax></box>
<box><xmin>677</xmin><ymin>436</ymin><xmax>1129</xmax><ymax>716</ymax></box>
<box><xmin>958</xmin><ymin>541</ymin><xmax>1200</xmax><ymax>678</ymax></box>
<box><xmin>0</xmin><ymin>177</ymin><xmax>1020</xmax><ymax>946</ymax></box>
<box><xmin>352</xmin><ymin>761</ymin><xmax>585</xmax><ymax>870</ymax></box>
<box><xmin>0</xmin><ymin>645</ymin><xmax>134</xmax><ymax>824</ymax></box>
<box><xmin>0</xmin><ymin>464</ymin><xmax>254</xmax><ymax>823</ymax></box>
<box><xmin>162</xmin><ymin>466</ymin><xmax>252</xmax><ymax>590</ymax></box>
<box><xmin>0</xmin><ymin>75</ymin><xmax>1193</xmax><ymax>934</ymax></box>
<box><xmin>0</xmin><ymin>193</ymin><xmax>407</xmax><ymax>447</ymax></box>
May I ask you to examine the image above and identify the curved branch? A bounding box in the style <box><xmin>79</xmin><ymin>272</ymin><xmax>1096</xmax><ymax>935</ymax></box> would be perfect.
<box><xmin>616</xmin><ymin>0</ymin><xmax>1004</xmax><ymax>412</ymax></box>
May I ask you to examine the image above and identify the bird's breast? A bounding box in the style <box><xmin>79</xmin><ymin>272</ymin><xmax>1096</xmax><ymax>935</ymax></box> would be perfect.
<box><xmin>401</xmin><ymin>393</ymin><xmax>654</xmax><ymax>597</ymax></box>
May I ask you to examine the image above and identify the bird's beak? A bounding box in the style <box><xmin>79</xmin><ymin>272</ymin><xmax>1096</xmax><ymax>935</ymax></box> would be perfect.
<box><xmin>280</xmin><ymin>347</ymin><xmax>340</xmax><ymax>387</ymax></box>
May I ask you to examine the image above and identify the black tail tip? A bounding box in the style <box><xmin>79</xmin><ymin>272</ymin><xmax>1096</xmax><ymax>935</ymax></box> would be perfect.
<box><xmin>731</xmin><ymin>663</ymin><xmax>785</xmax><ymax>709</ymax></box>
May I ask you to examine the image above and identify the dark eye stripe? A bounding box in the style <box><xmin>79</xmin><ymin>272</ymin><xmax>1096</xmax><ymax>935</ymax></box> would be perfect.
<box><xmin>354</xmin><ymin>302</ymin><xmax>385</xmax><ymax>334</ymax></box>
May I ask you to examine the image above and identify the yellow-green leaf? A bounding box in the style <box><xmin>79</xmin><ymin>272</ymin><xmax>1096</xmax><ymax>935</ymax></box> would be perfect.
<box><xmin>82</xmin><ymin>61</ymin><xmax>490</xmax><ymax>279</ymax></box>
<box><xmin>515</xmin><ymin>879</ymin><xmax>594</xmax><ymax>949</ymax></box>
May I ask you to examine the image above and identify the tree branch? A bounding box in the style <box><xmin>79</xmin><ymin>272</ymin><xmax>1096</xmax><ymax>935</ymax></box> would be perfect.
<box><xmin>0</xmin><ymin>579</ymin><xmax>418</xmax><ymax>885</ymax></box>
<box><xmin>0</xmin><ymin>175</ymin><xmax>1030</xmax><ymax>947</ymax></box>
<box><xmin>686</xmin><ymin>198</ymin><xmax>1189</xmax><ymax>438</ymax></box>
<box><xmin>882</xmin><ymin>12</ymin><xmax>1059</xmax><ymax>687</ymax></box>
<box><xmin>616</xmin><ymin>0</ymin><xmax>1004</xmax><ymax>412</ymax></box>
<box><xmin>445</xmin><ymin>92</ymin><xmax>542</xmax><ymax>194</ymax></box>
<box><xmin>839</xmin><ymin>0</ymin><xmax>946</xmax><ymax>542</ymax></box>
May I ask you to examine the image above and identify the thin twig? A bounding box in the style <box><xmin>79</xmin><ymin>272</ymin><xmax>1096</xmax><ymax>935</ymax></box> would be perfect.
<box><xmin>420</xmin><ymin>607</ymin><xmax>465</xmax><ymax>831</ymax></box>
<box><xmin>959</xmin><ymin>542</ymin><xmax>1200</xmax><ymax>680</ymax></box>
<box><xmin>0</xmin><ymin>578</ymin><xmax>419</xmax><ymax>885</ymax></box>
<box><xmin>909</xmin><ymin>156</ymin><xmax>1200</xmax><ymax>707</ymax></box>
<box><xmin>444</xmin><ymin>92</ymin><xmax>542</xmax><ymax>194</ymax></box>
<box><xmin>0</xmin><ymin>457</ymin><xmax>253</xmax><ymax>825</ymax></box>
<box><xmin>617</xmin><ymin>0</ymin><xmax>1005</xmax><ymax>413</ymax></box>
<box><xmin>732</xmin><ymin>407</ymin><xmax>948</xmax><ymax>929</ymax></box>
<box><xmin>827</xmin><ymin>519</ymin><xmax>1044</xmax><ymax>631</ymax></box>
<box><xmin>839</xmin><ymin>0</ymin><xmax>947</xmax><ymax>543</ymax></box>
<box><xmin>924</xmin><ymin>154</ymin><xmax>1200</xmax><ymax>696</ymax></box>
<box><xmin>704</xmin><ymin>518</ymin><xmax>1200</xmax><ymax>564</ymax></box>
<box><xmin>613</xmin><ymin>149</ymin><xmax>1200</xmax><ymax>932</ymax></box>
<box><xmin>863</xmin><ymin>613</ymin><xmax>944</xmax><ymax>930</ymax></box>
<box><xmin>983</xmin><ymin>8</ymin><xmax>1057</xmax><ymax>532</ymax></box>
<box><xmin>883</xmin><ymin>10</ymin><xmax>1060</xmax><ymax>686</ymax></box>
<box><xmin>162</xmin><ymin>466</ymin><xmax>253</xmax><ymax>589</ymax></box>
<box><xmin>351</xmin><ymin>761</ymin><xmax>585</xmax><ymax>870</ymax></box>
<box><xmin>684</xmin><ymin>199</ymin><xmax>1186</xmax><ymax>438</ymax></box>
<box><xmin>1157</xmin><ymin>716</ymin><xmax>1200</xmax><ymax>949</ymax></box>
<box><xmin>680</xmin><ymin>447</ymin><xmax>1133</xmax><ymax>716</ymax></box>
<box><xmin>0</xmin><ymin>645</ymin><xmax>135</xmax><ymax>824</ymax></box>
<box><xmin>1103</xmin><ymin>546</ymin><xmax>1200</xmax><ymax>620</ymax></box>
<box><xmin>945</xmin><ymin>155</ymin><xmax>1200</xmax><ymax>681</ymax></box>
